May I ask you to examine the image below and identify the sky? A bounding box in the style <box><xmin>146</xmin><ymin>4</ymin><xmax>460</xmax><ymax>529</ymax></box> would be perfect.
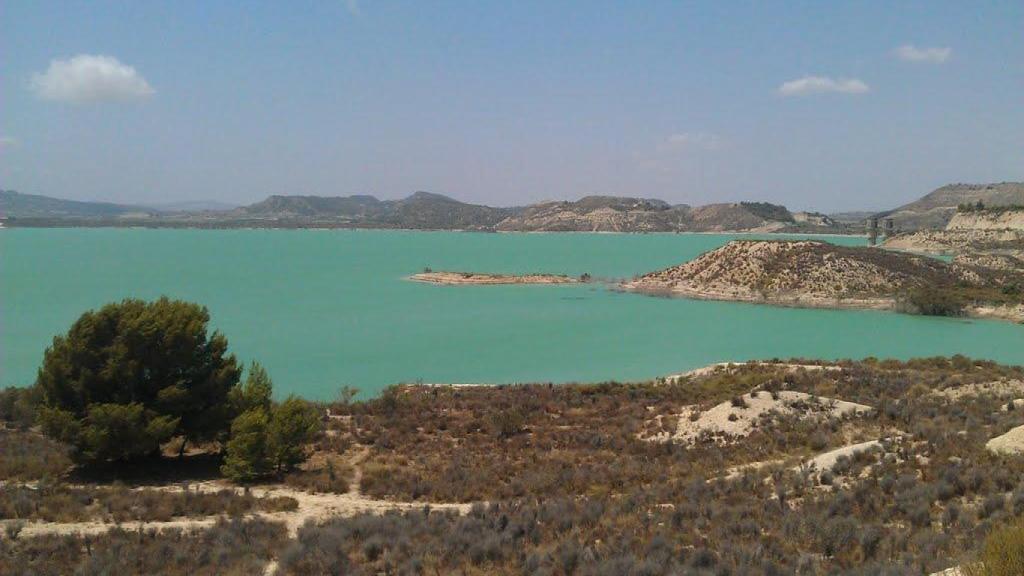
<box><xmin>1</xmin><ymin>1</ymin><xmax>1022</xmax><ymax>211</ymax></box>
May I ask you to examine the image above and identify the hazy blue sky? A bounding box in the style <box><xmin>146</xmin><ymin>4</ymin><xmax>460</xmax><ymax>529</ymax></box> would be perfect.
<box><xmin>2</xmin><ymin>1</ymin><xmax>1021</xmax><ymax>211</ymax></box>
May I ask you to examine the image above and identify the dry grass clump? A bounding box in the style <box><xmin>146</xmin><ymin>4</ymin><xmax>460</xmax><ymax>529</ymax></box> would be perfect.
<box><xmin>283</xmin><ymin>454</ymin><xmax>352</xmax><ymax>494</ymax></box>
<box><xmin>964</xmin><ymin>515</ymin><xmax>1024</xmax><ymax>576</ymax></box>
<box><xmin>0</xmin><ymin>518</ymin><xmax>285</xmax><ymax>575</ymax></box>
<box><xmin>0</xmin><ymin>484</ymin><xmax>296</xmax><ymax>523</ymax></box>
<box><xmin>0</xmin><ymin>429</ymin><xmax>71</xmax><ymax>481</ymax></box>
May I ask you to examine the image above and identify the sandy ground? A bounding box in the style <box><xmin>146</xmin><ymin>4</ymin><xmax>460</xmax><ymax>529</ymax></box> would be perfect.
<box><xmin>931</xmin><ymin>379</ymin><xmax>1024</xmax><ymax>401</ymax></box>
<box><xmin>717</xmin><ymin>437</ymin><xmax>887</xmax><ymax>482</ymax></box>
<box><xmin>408</xmin><ymin>271</ymin><xmax>578</xmax><ymax>285</ymax></box>
<box><xmin>627</xmin><ymin>282</ymin><xmax>1024</xmax><ymax>323</ymax></box>
<box><xmin>621</xmin><ymin>282</ymin><xmax>898</xmax><ymax>313</ymax></box>
<box><xmin>647</xmin><ymin>390</ymin><xmax>872</xmax><ymax>445</ymax></box>
<box><xmin>794</xmin><ymin>439</ymin><xmax>882</xmax><ymax>473</ymax></box>
<box><xmin>665</xmin><ymin>362</ymin><xmax>842</xmax><ymax>383</ymax></box>
<box><xmin>7</xmin><ymin>480</ymin><xmax>472</xmax><ymax>540</ymax></box>
<box><xmin>965</xmin><ymin>303</ymin><xmax>1024</xmax><ymax>323</ymax></box>
<box><xmin>4</xmin><ymin>448</ymin><xmax>473</xmax><ymax>541</ymax></box>
<box><xmin>987</xmin><ymin>424</ymin><xmax>1024</xmax><ymax>455</ymax></box>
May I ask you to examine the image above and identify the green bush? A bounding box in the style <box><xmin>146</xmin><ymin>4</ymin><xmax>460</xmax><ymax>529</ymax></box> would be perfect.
<box><xmin>900</xmin><ymin>286</ymin><xmax>965</xmax><ymax>317</ymax></box>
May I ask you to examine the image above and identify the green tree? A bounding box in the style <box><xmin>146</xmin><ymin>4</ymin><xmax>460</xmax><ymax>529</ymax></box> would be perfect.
<box><xmin>36</xmin><ymin>298</ymin><xmax>241</xmax><ymax>462</ymax></box>
<box><xmin>220</xmin><ymin>408</ymin><xmax>272</xmax><ymax>482</ymax></box>
<box><xmin>231</xmin><ymin>361</ymin><xmax>274</xmax><ymax>414</ymax></box>
<box><xmin>81</xmin><ymin>403</ymin><xmax>179</xmax><ymax>462</ymax></box>
<box><xmin>268</xmin><ymin>397</ymin><xmax>321</xmax><ymax>473</ymax></box>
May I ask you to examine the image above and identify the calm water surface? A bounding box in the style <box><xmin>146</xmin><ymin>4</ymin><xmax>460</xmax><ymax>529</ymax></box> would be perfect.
<box><xmin>3</xmin><ymin>229</ymin><xmax>1023</xmax><ymax>398</ymax></box>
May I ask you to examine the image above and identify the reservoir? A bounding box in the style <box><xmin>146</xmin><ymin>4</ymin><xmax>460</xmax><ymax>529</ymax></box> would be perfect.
<box><xmin>3</xmin><ymin>228</ymin><xmax>1022</xmax><ymax>397</ymax></box>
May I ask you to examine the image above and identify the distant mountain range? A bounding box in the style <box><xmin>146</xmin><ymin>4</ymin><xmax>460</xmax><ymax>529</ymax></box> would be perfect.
<box><xmin>236</xmin><ymin>193</ymin><xmax>827</xmax><ymax>232</ymax></box>
<box><xmin>238</xmin><ymin>191</ymin><xmax>513</xmax><ymax>230</ymax></box>
<box><xmin>3</xmin><ymin>181</ymin><xmax>1021</xmax><ymax>232</ymax></box>
<box><xmin>1</xmin><ymin>189</ymin><xmax>821</xmax><ymax>232</ymax></box>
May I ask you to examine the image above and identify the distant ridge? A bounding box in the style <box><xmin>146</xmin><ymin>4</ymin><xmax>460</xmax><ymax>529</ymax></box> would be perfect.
<box><xmin>2</xmin><ymin>189</ymin><xmax>839</xmax><ymax>232</ymax></box>
<box><xmin>239</xmin><ymin>191</ymin><xmax>513</xmax><ymax>230</ymax></box>
<box><xmin>0</xmin><ymin>190</ymin><xmax>153</xmax><ymax>219</ymax></box>
<box><xmin>0</xmin><ymin>189</ymin><xmax>828</xmax><ymax>232</ymax></box>
<box><xmin>878</xmin><ymin>182</ymin><xmax>1024</xmax><ymax>231</ymax></box>
<box><xmin>237</xmin><ymin>193</ymin><xmax>803</xmax><ymax>232</ymax></box>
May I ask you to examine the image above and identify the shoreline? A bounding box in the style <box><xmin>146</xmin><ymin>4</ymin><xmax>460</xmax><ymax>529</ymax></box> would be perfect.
<box><xmin>407</xmin><ymin>271</ymin><xmax>581</xmax><ymax>285</ymax></box>
<box><xmin>0</xmin><ymin>220</ymin><xmax>866</xmax><ymax>237</ymax></box>
<box><xmin>619</xmin><ymin>284</ymin><xmax>1024</xmax><ymax>324</ymax></box>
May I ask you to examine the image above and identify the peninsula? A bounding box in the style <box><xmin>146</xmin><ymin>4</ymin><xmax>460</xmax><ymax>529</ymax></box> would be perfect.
<box><xmin>408</xmin><ymin>271</ymin><xmax>581</xmax><ymax>285</ymax></box>
<box><xmin>622</xmin><ymin>239</ymin><xmax>1024</xmax><ymax>321</ymax></box>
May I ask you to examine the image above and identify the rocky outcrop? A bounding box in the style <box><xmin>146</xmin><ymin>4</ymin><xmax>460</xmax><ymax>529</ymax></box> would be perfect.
<box><xmin>947</xmin><ymin>210</ymin><xmax>1024</xmax><ymax>231</ymax></box>
<box><xmin>883</xmin><ymin>229</ymin><xmax>1024</xmax><ymax>255</ymax></box>
<box><xmin>882</xmin><ymin>208</ymin><xmax>1024</xmax><ymax>267</ymax></box>
<box><xmin>953</xmin><ymin>252</ymin><xmax>1024</xmax><ymax>272</ymax></box>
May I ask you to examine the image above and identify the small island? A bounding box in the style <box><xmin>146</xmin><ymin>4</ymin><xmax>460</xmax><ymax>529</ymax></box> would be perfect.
<box><xmin>409</xmin><ymin>270</ymin><xmax>584</xmax><ymax>285</ymax></box>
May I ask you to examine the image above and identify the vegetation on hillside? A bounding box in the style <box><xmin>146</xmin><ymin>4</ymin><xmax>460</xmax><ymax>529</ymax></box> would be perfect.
<box><xmin>5</xmin><ymin>298</ymin><xmax>1024</xmax><ymax>573</ymax></box>
<box><xmin>740</xmin><ymin>201</ymin><xmax>795</xmax><ymax>222</ymax></box>
<box><xmin>628</xmin><ymin>240</ymin><xmax>1024</xmax><ymax>318</ymax></box>
<box><xmin>958</xmin><ymin>201</ymin><xmax>1024</xmax><ymax>214</ymax></box>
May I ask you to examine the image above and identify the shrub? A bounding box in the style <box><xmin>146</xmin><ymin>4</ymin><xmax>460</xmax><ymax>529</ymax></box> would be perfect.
<box><xmin>900</xmin><ymin>286</ymin><xmax>965</xmax><ymax>317</ymax></box>
<box><xmin>966</xmin><ymin>516</ymin><xmax>1024</xmax><ymax>576</ymax></box>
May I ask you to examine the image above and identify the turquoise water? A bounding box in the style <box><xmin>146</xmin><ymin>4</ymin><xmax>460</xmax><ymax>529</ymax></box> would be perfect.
<box><xmin>3</xmin><ymin>229</ymin><xmax>1023</xmax><ymax>398</ymax></box>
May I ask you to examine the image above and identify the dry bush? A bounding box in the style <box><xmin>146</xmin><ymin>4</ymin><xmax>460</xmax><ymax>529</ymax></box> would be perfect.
<box><xmin>0</xmin><ymin>518</ymin><xmax>285</xmax><ymax>575</ymax></box>
<box><xmin>0</xmin><ymin>484</ymin><xmax>295</xmax><ymax>522</ymax></box>
<box><xmin>0</xmin><ymin>429</ymin><xmax>71</xmax><ymax>481</ymax></box>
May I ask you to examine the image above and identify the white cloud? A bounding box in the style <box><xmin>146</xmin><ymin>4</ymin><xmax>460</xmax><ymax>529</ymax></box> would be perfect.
<box><xmin>777</xmin><ymin>76</ymin><xmax>870</xmax><ymax>96</ymax></box>
<box><xmin>30</xmin><ymin>55</ymin><xmax>154</xmax><ymax>103</ymax></box>
<box><xmin>895</xmin><ymin>44</ymin><xmax>951</xmax><ymax>63</ymax></box>
<box><xmin>666</xmin><ymin>132</ymin><xmax>723</xmax><ymax>151</ymax></box>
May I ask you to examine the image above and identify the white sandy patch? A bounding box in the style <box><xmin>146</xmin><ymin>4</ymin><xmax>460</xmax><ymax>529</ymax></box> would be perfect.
<box><xmin>987</xmin><ymin>425</ymin><xmax>1024</xmax><ymax>455</ymax></box>
<box><xmin>665</xmin><ymin>362</ymin><xmax>842</xmax><ymax>383</ymax></box>
<box><xmin>2</xmin><ymin>455</ymin><xmax>473</xmax><ymax>541</ymax></box>
<box><xmin>932</xmin><ymin>379</ymin><xmax>1024</xmax><ymax>401</ymax></box>
<box><xmin>795</xmin><ymin>439</ymin><xmax>882</xmax><ymax>473</ymax></box>
<box><xmin>5</xmin><ymin>482</ymin><xmax>472</xmax><ymax>540</ymax></box>
<box><xmin>647</xmin><ymin>390</ymin><xmax>872</xmax><ymax>444</ymax></box>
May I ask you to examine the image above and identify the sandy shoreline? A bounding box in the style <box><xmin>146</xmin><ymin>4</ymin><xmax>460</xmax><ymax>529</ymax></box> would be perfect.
<box><xmin>620</xmin><ymin>284</ymin><xmax>1024</xmax><ymax>323</ymax></box>
<box><xmin>620</xmin><ymin>283</ymin><xmax>897</xmax><ymax>312</ymax></box>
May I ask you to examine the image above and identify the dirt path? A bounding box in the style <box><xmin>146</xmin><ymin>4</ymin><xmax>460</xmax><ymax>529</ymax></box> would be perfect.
<box><xmin>5</xmin><ymin>452</ymin><xmax>473</xmax><ymax>540</ymax></box>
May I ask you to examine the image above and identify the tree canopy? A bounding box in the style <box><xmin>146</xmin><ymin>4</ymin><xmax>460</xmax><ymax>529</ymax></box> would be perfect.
<box><xmin>36</xmin><ymin>297</ymin><xmax>241</xmax><ymax>461</ymax></box>
<box><xmin>221</xmin><ymin>369</ymin><xmax>320</xmax><ymax>482</ymax></box>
